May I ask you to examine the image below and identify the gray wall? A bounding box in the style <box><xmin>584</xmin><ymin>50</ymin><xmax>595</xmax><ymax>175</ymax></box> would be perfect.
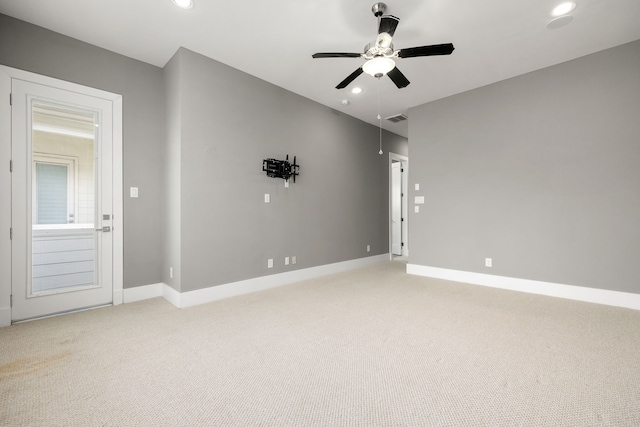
<box><xmin>0</xmin><ymin>14</ymin><xmax>164</xmax><ymax>288</ymax></box>
<box><xmin>408</xmin><ymin>39</ymin><xmax>640</xmax><ymax>294</ymax></box>
<box><xmin>166</xmin><ymin>48</ymin><xmax>407</xmax><ymax>293</ymax></box>
<box><xmin>163</xmin><ymin>50</ymin><xmax>183</xmax><ymax>290</ymax></box>
<box><xmin>0</xmin><ymin>14</ymin><xmax>408</xmax><ymax>294</ymax></box>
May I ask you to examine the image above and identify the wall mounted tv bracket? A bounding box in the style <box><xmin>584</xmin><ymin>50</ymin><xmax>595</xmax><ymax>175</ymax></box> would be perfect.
<box><xmin>262</xmin><ymin>155</ymin><xmax>299</xmax><ymax>183</ymax></box>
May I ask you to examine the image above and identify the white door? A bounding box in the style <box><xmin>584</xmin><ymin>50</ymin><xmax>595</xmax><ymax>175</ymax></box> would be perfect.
<box><xmin>10</xmin><ymin>78</ymin><xmax>115</xmax><ymax>322</ymax></box>
<box><xmin>391</xmin><ymin>161</ymin><xmax>402</xmax><ymax>256</ymax></box>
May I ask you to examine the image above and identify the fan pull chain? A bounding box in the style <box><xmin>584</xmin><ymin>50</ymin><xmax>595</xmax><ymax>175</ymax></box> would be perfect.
<box><xmin>378</xmin><ymin>77</ymin><xmax>383</xmax><ymax>155</ymax></box>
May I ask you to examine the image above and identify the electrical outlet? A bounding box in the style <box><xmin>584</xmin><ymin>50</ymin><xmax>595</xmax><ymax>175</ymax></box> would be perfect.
<box><xmin>264</xmin><ymin>194</ymin><xmax>270</xmax><ymax>203</ymax></box>
<box><xmin>292</xmin><ymin>256</ymin><xmax>297</xmax><ymax>265</ymax></box>
<box><xmin>285</xmin><ymin>257</ymin><xmax>290</xmax><ymax>265</ymax></box>
<box><xmin>268</xmin><ymin>259</ymin><xmax>274</xmax><ymax>268</ymax></box>
<box><xmin>485</xmin><ymin>258</ymin><xmax>492</xmax><ymax>268</ymax></box>
<box><xmin>367</xmin><ymin>245</ymin><xmax>371</xmax><ymax>252</ymax></box>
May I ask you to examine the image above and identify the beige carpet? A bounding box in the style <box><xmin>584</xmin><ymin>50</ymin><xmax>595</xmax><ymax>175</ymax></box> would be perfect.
<box><xmin>1</xmin><ymin>260</ymin><xmax>639</xmax><ymax>426</ymax></box>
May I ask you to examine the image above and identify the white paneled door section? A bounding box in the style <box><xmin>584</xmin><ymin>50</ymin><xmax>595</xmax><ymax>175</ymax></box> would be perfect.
<box><xmin>391</xmin><ymin>161</ymin><xmax>403</xmax><ymax>256</ymax></box>
<box><xmin>10</xmin><ymin>77</ymin><xmax>118</xmax><ymax>322</ymax></box>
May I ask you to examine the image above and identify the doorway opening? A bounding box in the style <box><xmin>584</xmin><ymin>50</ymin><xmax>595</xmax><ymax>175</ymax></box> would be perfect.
<box><xmin>0</xmin><ymin>66</ymin><xmax>123</xmax><ymax>326</ymax></box>
<box><xmin>389</xmin><ymin>152</ymin><xmax>408</xmax><ymax>259</ymax></box>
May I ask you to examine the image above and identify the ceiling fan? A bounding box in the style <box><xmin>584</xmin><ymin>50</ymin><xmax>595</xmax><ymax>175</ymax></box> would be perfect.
<box><xmin>312</xmin><ymin>2</ymin><xmax>454</xmax><ymax>89</ymax></box>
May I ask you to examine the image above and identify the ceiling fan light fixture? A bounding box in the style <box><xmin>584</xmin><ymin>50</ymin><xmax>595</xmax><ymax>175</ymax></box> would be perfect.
<box><xmin>362</xmin><ymin>57</ymin><xmax>395</xmax><ymax>77</ymax></box>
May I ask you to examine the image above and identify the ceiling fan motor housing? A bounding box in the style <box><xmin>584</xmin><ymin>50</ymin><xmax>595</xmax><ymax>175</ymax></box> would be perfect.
<box><xmin>363</xmin><ymin>41</ymin><xmax>394</xmax><ymax>60</ymax></box>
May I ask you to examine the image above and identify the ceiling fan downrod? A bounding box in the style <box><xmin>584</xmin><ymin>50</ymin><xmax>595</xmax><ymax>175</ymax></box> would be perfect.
<box><xmin>372</xmin><ymin>2</ymin><xmax>387</xmax><ymax>35</ymax></box>
<box><xmin>371</xmin><ymin>2</ymin><xmax>387</xmax><ymax>18</ymax></box>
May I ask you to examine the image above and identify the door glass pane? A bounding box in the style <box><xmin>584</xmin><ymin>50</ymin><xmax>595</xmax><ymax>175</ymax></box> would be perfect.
<box><xmin>31</xmin><ymin>102</ymin><xmax>98</xmax><ymax>294</ymax></box>
<box><xmin>36</xmin><ymin>163</ymin><xmax>68</xmax><ymax>224</ymax></box>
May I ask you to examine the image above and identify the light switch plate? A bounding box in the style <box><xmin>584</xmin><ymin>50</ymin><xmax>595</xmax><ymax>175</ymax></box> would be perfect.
<box><xmin>264</xmin><ymin>193</ymin><xmax>270</xmax><ymax>203</ymax></box>
<box><xmin>130</xmin><ymin>187</ymin><xmax>138</xmax><ymax>198</ymax></box>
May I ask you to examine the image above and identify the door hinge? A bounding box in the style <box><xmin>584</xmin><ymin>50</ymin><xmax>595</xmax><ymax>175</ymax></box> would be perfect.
<box><xmin>9</xmin><ymin>227</ymin><xmax>12</xmax><ymax>240</ymax></box>
<box><xmin>9</xmin><ymin>93</ymin><xmax>12</xmax><ymax>106</ymax></box>
<box><xmin>9</xmin><ymin>160</ymin><xmax>12</xmax><ymax>173</ymax></box>
<box><xmin>10</xmin><ymin>295</ymin><xmax>12</xmax><ymax>308</ymax></box>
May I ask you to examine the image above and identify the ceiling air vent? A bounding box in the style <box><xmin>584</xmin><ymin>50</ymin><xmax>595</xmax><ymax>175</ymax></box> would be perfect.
<box><xmin>386</xmin><ymin>114</ymin><xmax>408</xmax><ymax>123</ymax></box>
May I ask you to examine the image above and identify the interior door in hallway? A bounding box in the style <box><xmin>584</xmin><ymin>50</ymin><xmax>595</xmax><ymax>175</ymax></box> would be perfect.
<box><xmin>10</xmin><ymin>78</ymin><xmax>114</xmax><ymax>322</ymax></box>
<box><xmin>391</xmin><ymin>161</ymin><xmax>403</xmax><ymax>256</ymax></box>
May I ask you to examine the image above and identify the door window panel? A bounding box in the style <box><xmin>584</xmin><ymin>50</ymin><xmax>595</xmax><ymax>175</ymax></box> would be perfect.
<box><xmin>30</xmin><ymin>101</ymin><xmax>97</xmax><ymax>295</ymax></box>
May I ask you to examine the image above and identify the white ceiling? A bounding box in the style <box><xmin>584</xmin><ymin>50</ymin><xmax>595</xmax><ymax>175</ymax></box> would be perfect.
<box><xmin>2</xmin><ymin>0</ymin><xmax>639</xmax><ymax>137</ymax></box>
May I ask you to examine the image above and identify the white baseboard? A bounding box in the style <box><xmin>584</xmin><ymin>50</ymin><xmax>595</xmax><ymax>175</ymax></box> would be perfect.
<box><xmin>177</xmin><ymin>254</ymin><xmax>388</xmax><ymax>308</ymax></box>
<box><xmin>124</xmin><ymin>254</ymin><xmax>388</xmax><ymax>309</ymax></box>
<box><xmin>407</xmin><ymin>264</ymin><xmax>640</xmax><ymax>311</ymax></box>
<box><xmin>162</xmin><ymin>284</ymin><xmax>182</xmax><ymax>308</ymax></box>
<box><xmin>0</xmin><ymin>306</ymin><xmax>10</xmax><ymax>327</ymax></box>
<box><xmin>123</xmin><ymin>283</ymin><xmax>163</xmax><ymax>303</ymax></box>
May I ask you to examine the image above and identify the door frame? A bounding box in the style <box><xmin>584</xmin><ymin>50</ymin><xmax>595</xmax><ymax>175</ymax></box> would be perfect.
<box><xmin>0</xmin><ymin>66</ymin><xmax>123</xmax><ymax>327</ymax></box>
<box><xmin>388</xmin><ymin>152</ymin><xmax>408</xmax><ymax>258</ymax></box>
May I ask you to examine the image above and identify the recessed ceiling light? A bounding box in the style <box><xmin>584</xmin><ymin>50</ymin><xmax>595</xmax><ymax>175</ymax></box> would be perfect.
<box><xmin>350</xmin><ymin>87</ymin><xmax>363</xmax><ymax>94</ymax></box>
<box><xmin>547</xmin><ymin>15</ymin><xmax>573</xmax><ymax>29</ymax></box>
<box><xmin>551</xmin><ymin>2</ymin><xmax>576</xmax><ymax>17</ymax></box>
<box><xmin>172</xmin><ymin>0</ymin><xmax>193</xmax><ymax>9</ymax></box>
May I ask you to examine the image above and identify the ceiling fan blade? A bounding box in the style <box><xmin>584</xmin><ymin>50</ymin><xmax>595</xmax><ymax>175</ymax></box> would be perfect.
<box><xmin>397</xmin><ymin>43</ymin><xmax>455</xmax><ymax>58</ymax></box>
<box><xmin>312</xmin><ymin>52</ymin><xmax>362</xmax><ymax>59</ymax></box>
<box><xmin>378</xmin><ymin>15</ymin><xmax>399</xmax><ymax>37</ymax></box>
<box><xmin>336</xmin><ymin>67</ymin><xmax>364</xmax><ymax>89</ymax></box>
<box><xmin>387</xmin><ymin>67</ymin><xmax>410</xmax><ymax>89</ymax></box>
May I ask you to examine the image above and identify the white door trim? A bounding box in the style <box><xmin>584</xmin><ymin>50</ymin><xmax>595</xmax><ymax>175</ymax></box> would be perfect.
<box><xmin>0</xmin><ymin>66</ymin><xmax>123</xmax><ymax>327</ymax></box>
<box><xmin>391</xmin><ymin>162</ymin><xmax>402</xmax><ymax>255</ymax></box>
<box><xmin>388</xmin><ymin>152</ymin><xmax>408</xmax><ymax>259</ymax></box>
